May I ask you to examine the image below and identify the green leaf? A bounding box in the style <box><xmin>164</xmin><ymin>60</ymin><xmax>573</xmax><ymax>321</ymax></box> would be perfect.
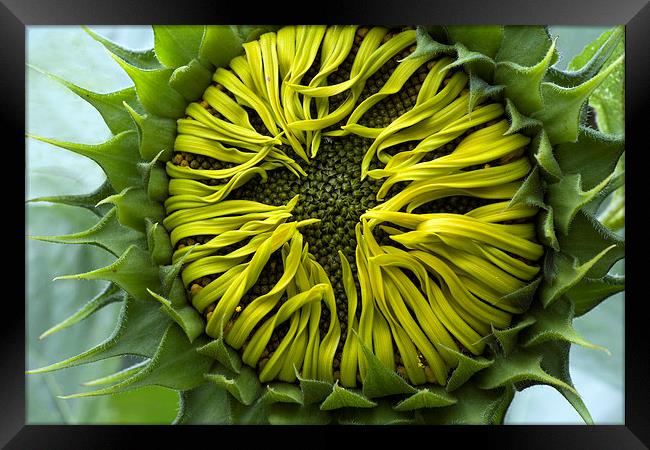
<box><xmin>565</xmin><ymin>274</ymin><xmax>625</xmax><ymax>317</ymax></box>
<box><xmin>110</xmin><ymin>55</ymin><xmax>187</xmax><ymax>118</ymax></box>
<box><xmin>495</xmin><ymin>28</ymin><xmax>557</xmax><ymax>115</ymax></box>
<box><xmin>477</xmin><ymin>348</ymin><xmax>578</xmax><ymax>395</ymax></box>
<box><xmin>540</xmin><ymin>245</ymin><xmax>618</xmax><ymax>308</ymax></box>
<box><xmin>503</xmin><ymin>98</ymin><xmax>543</xmax><ymax>135</ymax></box>
<box><xmin>296</xmin><ymin>372</ymin><xmax>334</xmax><ymax>405</ymax></box>
<box><xmin>320</xmin><ymin>382</ymin><xmax>377</xmax><ymax>410</ymax></box>
<box><xmin>531</xmin><ymin>54</ymin><xmax>623</xmax><ymax>144</ymax></box>
<box><xmin>393</xmin><ymin>387</ymin><xmax>457</xmax><ymax>411</ymax></box>
<box><xmin>123</xmin><ymin>102</ymin><xmax>177</xmax><ymax>162</ymax></box>
<box><xmin>175</xmin><ymin>383</ymin><xmax>232</xmax><ymax>424</ymax></box>
<box><xmin>445</xmin><ymin>347</ymin><xmax>493</xmax><ymax>392</ymax></box>
<box><xmin>522</xmin><ymin>299</ymin><xmax>610</xmax><ymax>354</ymax></box>
<box><xmin>258</xmin><ymin>383</ymin><xmax>303</xmax><ymax>405</ymax></box>
<box><xmin>446</xmin><ymin>25</ymin><xmax>503</xmax><ymax>60</ymax></box>
<box><xmin>169</xmin><ymin>59</ymin><xmax>214</xmax><ymax>102</ymax></box>
<box><xmin>199</xmin><ymin>26</ymin><xmax>247</xmax><ymax>68</ymax></box>
<box><xmin>153</xmin><ymin>25</ymin><xmax>205</xmax><ymax>68</ymax></box>
<box><xmin>197</xmin><ymin>338</ymin><xmax>242</xmax><ymax>374</ymax></box>
<box><xmin>28</xmin><ymin>65</ymin><xmax>142</xmax><ymax>135</ymax></box>
<box><xmin>97</xmin><ymin>187</ymin><xmax>165</xmax><ymax>233</ymax></box>
<box><xmin>556</xmin><ymin>210</ymin><xmax>624</xmax><ymax>278</ymax></box>
<box><xmin>83</xmin><ymin>26</ymin><xmax>161</xmax><ymax>70</ymax></box>
<box><xmin>60</xmin><ymin>324</ymin><xmax>213</xmax><ymax>397</ymax></box>
<box><xmin>554</xmin><ymin>127</ymin><xmax>624</xmax><ymax>191</ymax></box>
<box><xmin>54</xmin><ymin>245</ymin><xmax>162</xmax><ymax>304</ymax></box>
<box><xmin>358</xmin><ymin>339</ymin><xmax>416</xmax><ymax>398</ymax></box>
<box><xmin>148</xmin><ymin>289</ymin><xmax>205</xmax><ymax>342</ymax></box>
<box><xmin>27</xmin><ymin>131</ymin><xmax>143</xmax><ymax>193</ymax></box>
<box><xmin>29</xmin><ymin>207</ymin><xmax>147</xmax><ymax>257</ymax></box>
<box><xmin>533</xmin><ymin>340</ymin><xmax>593</xmax><ymax>424</ymax></box>
<box><xmin>38</xmin><ymin>283</ymin><xmax>124</xmax><ymax>340</ymax></box>
<box><xmin>28</xmin><ymin>296</ymin><xmax>171</xmax><ymax>373</ymax></box>
<box><xmin>489</xmin><ymin>316</ymin><xmax>536</xmax><ymax>356</ymax></box>
<box><xmin>26</xmin><ymin>180</ymin><xmax>115</xmax><ymax>217</ymax></box>
<box><xmin>204</xmin><ymin>365</ymin><xmax>262</xmax><ymax>406</ymax></box>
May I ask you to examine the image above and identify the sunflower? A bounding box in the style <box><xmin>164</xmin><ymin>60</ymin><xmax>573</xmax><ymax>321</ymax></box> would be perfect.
<box><xmin>27</xmin><ymin>25</ymin><xmax>625</xmax><ymax>424</ymax></box>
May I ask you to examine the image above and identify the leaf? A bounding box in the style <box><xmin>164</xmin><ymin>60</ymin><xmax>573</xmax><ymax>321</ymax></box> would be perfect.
<box><xmin>26</xmin><ymin>179</ymin><xmax>115</xmax><ymax>217</ymax></box>
<box><xmin>97</xmin><ymin>187</ymin><xmax>165</xmax><ymax>233</ymax></box>
<box><xmin>27</xmin><ymin>131</ymin><xmax>143</xmax><ymax>193</ymax></box>
<box><xmin>320</xmin><ymin>382</ymin><xmax>376</xmax><ymax>410</ymax></box>
<box><xmin>29</xmin><ymin>207</ymin><xmax>147</xmax><ymax>257</ymax></box>
<box><xmin>83</xmin><ymin>26</ymin><xmax>161</xmax><ymax>70</ymax></box>
<box><xmin>153</xmin><ymin>25</ymin><xmax>205</xmax><ymax>68</ymax></box>
<box><xmin>393</xmin><ymin>388</ymin><xmax>457</xmax><ymax>411</ymax></box>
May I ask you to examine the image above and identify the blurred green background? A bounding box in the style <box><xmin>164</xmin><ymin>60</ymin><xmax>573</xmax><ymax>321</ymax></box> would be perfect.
<box><xmin>25</xmin><ymin>25</ymin><xmax>624</xmax><ymax>424</ymax></box>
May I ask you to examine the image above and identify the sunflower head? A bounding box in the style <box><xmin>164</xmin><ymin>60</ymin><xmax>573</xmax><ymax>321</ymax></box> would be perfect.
<box><xmin>28</xmin><ymin>24</ymin><xmax>624</xmax><ymax>424</ymax></box>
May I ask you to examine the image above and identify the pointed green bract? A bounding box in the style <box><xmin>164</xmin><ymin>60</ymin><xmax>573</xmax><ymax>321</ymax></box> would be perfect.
<box><xmin>38</xmin><ymin>283</ymin><xmax>124</xmax><ymax>340</ymax></box>
<box><xmin>28</xmin><ymin>131</ymin><xmax>142</xmax><ymax>193</ymax></box>
<box><xmin>98</xmin><ymin>187</ymin><xmax>164</xmax><ymax>233</ymax></box>
<box><xmin>153</xmin><ymin>26</ymin><xmax>205</xmax><ymax>68</ymax></box>
<box><xmin>26</xmin><ymin>179</ymin><xmax>115</xmax><ymax>216</ymax></box>
<box><xmin>30</xmin><ymin>208</ymin><xmax>146</xmax><ymax>257</ymax></box>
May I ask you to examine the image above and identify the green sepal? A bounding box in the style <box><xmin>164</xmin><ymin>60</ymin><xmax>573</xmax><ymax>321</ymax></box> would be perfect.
<box><xmin>336</xmin><ymin>399</ymin><xmax>413</xmax><ymax>425</ymax></box>
<box><xmin>123</xmin><ymin>102</ymin><xmax>177</xmax><ymax>162</ymax></box>
<box><xmin>145</xmin><ymin>220</ymin><xmax>173</xmax><ymax>266</ymax></box>
<box><xmin>488</xmin><ymin>316</ymin><xmax>536</xmax><ymax>356</ymax></box>
<box><xmin>204</xmin><ymin>365</ymin><xmax>262</xmax><ymax>406</ymax></box>
<box><xmin>444</xmin><ymin>346</ymin><xmax>493</xmax><ymax>392</ymax></box>
<box><xmin>148</xmin><ymin>289</ymin><xmax>204</xmax><ymax>343</ymax></box>
<box><xmin>110</xmin><ymin>55</ymin><xmax>187</xmax><ymax>119</ymax></box>
<box><xmin>498</xmin><ymin>276</ymin><xmax>542</xmax><ymax>314</ymax></box>
<box><xmin>199</xmin><ymin>26</ymin><xmax>248</xmax><ymax>68</ymax></box>
<box><xmin>409</xmin><ymin>27</ymin><xmax>454</xmax><ymax>60</ymax></box>
<box><xmin>98</xmin><ymin>187</ymin><xmax>165</xmax><ymax>233</ymax></box>
<box><xmin>444</xmin><ymin>43</ymin><xmax>495</xmax><ymax>83</ymax></box>
<box><xmin>54</xmin><ymin>244</ymin><xmax>162</xmax><ymax>304</ymax></box>
<box><xmin>137</xmin><ymin>145</ymin><xmax>167</xmax><ymax>195</ymax></box>
<box><xmin>556</xmin><ymin>210</ymin><xmax>624</xmax><ymax>279</ymax></box>
<box><xmin>393</xmin><ymin>387</ymin><xmax>457</xmax><ymax>411</ymax></box>
<box><xmin>445</xmin><ymin>25</ymin><xmax>503</xmax><ymax>60</ymax></box>
<box><xmin>26</xmin><ymin>179</ymin><xmax>115</xmax><ymax>217</ymax></box>
<box><xmin>38</xmin><ymin>283</ymin><xmax>124</xmax><ymax>340</ymax></box>
<box><xmin>27</xmin><ymin>296</ymin><xmax>171</xmax><ymax>374</ymax></box>
<box><xmin>174</xmin><ymin>383</ymin><xmax>232</xmax><ymax>424</ymax></box>
<box><xmin>83</xmin><ymin>26</ymin><xmax>161</xmax><ymax>69</ymax></box>
<box><xmin>494</xmin><ymin>28</ymin><xmax>556</xmax><ymax>115</ymax></box>
<box><xmin>538</xmin><ymin>206</ymin><xmax>560</xmax><ymax>251</ymax></box>
<box><xmin>549</xmin><ymin>26</ymin><xmax>624</xmax><ymax>89</ymax></box>
<box><xmin>29</xmin><ymin>207</ymin><xmax>146</xmax><ymax>257</ymax></box>
<box><xmin>153</xmin><ymin>25</ymin><xmax>205</xmax><ymax>68</ymax></box>
<box><xmin>358</xmin><ymin>338</ymin><xmax>416</xmax><ymax>398</ymax></box>
<box><xmin>197</xmin><ymin>337</ymin><xmax>242</xmax><ymax>374</ymax></box>
<box><xmin>509</xmin><ymin>165</ymin><xmax>545</xmax><ymax>208</ymax></box>
<box><xmin>521</xmin><ymin>298</ymin><xmax>610</xmax><ymax>354</ymax></box>
<box><xmin>540</xmin><ymin>245</ymin><xmax>618</xmax><ymax>308</ymax></box>
<box><xmin>169</xmin><ymin>58</ymin><xmax>214</xmax><ymax>102</ymax></box>
<box><xmin>530</xmin><ymin>54</ymin><xmax>623</xmax><ymax>144</ymax></box>
<box><xmin>258</xmin><ymin>383</ymin><xmax>303</xmax><ymax>405</ymax></box>
<box><xmin>59</xmin><ymin>324</ymin><xmax>213</xmax><ymax>398</ymax></box>
<box><xmin>27</xmin><ymin>131</ymin><xmax>142</xmax><ymax>193</ymax></box>
<box><xmin>554</xmin><ymin>127</ymin><xmax>624</xmax><ymax>191</ymax></box>
<box><xmin>267</xmin><ymin>403</ymin><xmax>332</xmax><ymax>425</ymax></box>
<box><xmin>477</xmin><ymin>348</ymin><xmax>578</xmax><ymax>395</ymax></box>
<box><xmin>504</xmin><ymin>99</ymin><xmax>543</xmax><ymax>135</ymax></box>
<box><xmin>584</xmin><ymin>171</ymin><xmax>624</xmax><ymax>216</ymax></box>
<box><xmin>296</xmin><ymin>370</ymin><xmax>334</xmax><ymax>405</ymax></box>
<box><xmin>82</xmin><ymin>360</ymin><xmax>149</xmax><ymax>387</ymax></box>
<box><xmin>28</xmin><ymin>64</ymin><xmax>142</xmax><ymax>134</ymax></box>
<box><xmin>546</xmin><ymin>172</ymin><xmax>613</xmax><ymax>236</ymax></box>
<box><xmin>566</xmin><ymin>274</ymin><xmax>625</xmax><ymax>317</ymax></box>
<box><xmin>532</xmin><ymin>340</ymin><xmax>593</xmax><ymax>424</ymax></box>
<box><xmin>532</xmin><ymin>130</ymin><xmax>562</xmax><ymax>181</ymax></box>
<box><xmin>320</xmin><ymin>382</ymin><xmax>377</xmax><ymax>410</ymax></box>
<box><xmin>467</xmin><ymin>72</ymin><xmax>504</xmax><ymax>111</ymax></box>
<box><xmin>158</xmin><ymin>247</ymin><xmax>195</xmax><ymax>305</ymax></box>
<box><xmin>415</xmin><ymin>382</ymin><xmax>514</xmax><ymax>424</ymax></box>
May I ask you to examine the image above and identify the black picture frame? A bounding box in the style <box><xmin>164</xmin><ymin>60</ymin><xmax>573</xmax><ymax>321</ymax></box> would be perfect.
<box><xmin>7</xmin><ymin>0</ymin><xmax>648</xmax><ymax>447</ymax></box>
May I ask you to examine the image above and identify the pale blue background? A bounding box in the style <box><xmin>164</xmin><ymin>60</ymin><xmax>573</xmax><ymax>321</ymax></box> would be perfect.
<box><xmin>25</xmin><ymin>25</ymin><xmax>624</xmax><ymax>424</ymax></box>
